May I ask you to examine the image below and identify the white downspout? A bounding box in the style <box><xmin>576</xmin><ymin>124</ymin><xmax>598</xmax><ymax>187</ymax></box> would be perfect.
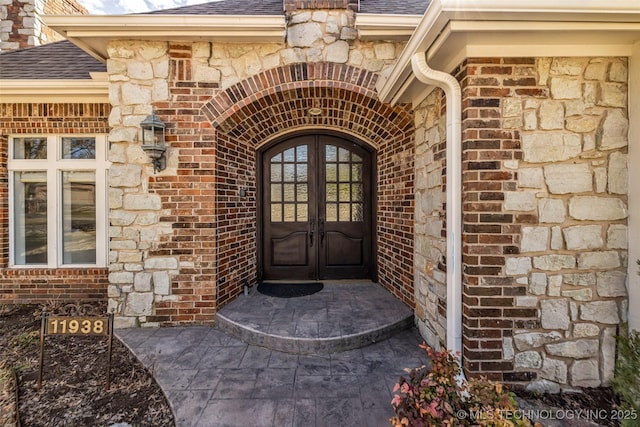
<box><xmin>411</xmin><ymin>53</ymin><xmax>463</xmax><ymax>358</ymax></box>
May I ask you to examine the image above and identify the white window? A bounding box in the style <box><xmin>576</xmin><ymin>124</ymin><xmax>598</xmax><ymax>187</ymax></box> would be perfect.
<box><xmin>9</xmin><ymin>135</ymin><xmax>108</xmax><ymax>267</ymax></box>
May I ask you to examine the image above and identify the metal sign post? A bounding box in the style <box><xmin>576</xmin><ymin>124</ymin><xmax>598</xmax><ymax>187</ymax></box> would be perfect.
<box><xmin>37</xmin><ymin>311</ymin><xmax>115</xmax><ymax>391</ymax></box>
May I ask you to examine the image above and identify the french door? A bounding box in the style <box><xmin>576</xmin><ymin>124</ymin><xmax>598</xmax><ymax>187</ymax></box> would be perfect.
<box><xmin>261</xmin><ymin>134</ymin><xmax>374</xmax><ymax>280</ymax></box>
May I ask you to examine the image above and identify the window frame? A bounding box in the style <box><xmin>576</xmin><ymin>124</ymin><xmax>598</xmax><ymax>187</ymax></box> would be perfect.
<box><xmin>8</xmin><ymin>134</ymin><xmax>109</xmax><ymax>268</ymax></box>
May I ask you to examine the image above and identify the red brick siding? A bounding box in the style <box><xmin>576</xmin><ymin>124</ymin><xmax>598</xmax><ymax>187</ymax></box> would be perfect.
<box><xmin>458</xmin><ymin>58</ymin><xmax>540</xmax><ymax>383</ymax></box>
<box><xmin>145</xmin><ymin>43</ymin><xmax>219</xmax><ymax>325</ymax></box>
<box><xmin>0</xmin><ymin>102</ymin><xmax>110</xmax><ymax>303</ymax></box>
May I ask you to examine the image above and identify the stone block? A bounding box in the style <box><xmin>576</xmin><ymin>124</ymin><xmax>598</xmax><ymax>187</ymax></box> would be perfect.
<box><xmin>544</xmin><ymin>163</ymin><xmax>592</xmax><ymax>194</ymax></box>
<box><xmin>584</xmin><ymin>62</ymin><xmax>607</xmax><ymax>81</ymax></box>
<box><xmin>567</xmin><ymin>275</ymin><xmax>594</xmax><ymax>291</ymax></box>
<box><xmin>550</xmin><ymin>77</ymin><xmax>581</xmax><ymax>99</ymax></box>
<box><xmin>325</xmin><ymin>40</ymin><xmax>349</xmax><ymax>63</ymax></box>
<box><xmin>573</xmin><ymin>323</ymin><xmax>600</xmax><ymax>337</ymax></box>
<box><xmin>565</xmin><ymin>116</ymin><xmax>599</xmax><ymax>133</ymax></box>
<box><xmin>551</xmin><ymin>226</ymin><xmax>563</xmax><ymax>250</ymax></box>
<box><xmin>124</xmin><ymin>292</ymin><xmax>154</xmax><ymax>316</ymax></box>
<box><xmin>609</xmin><ymin>62</ymin><xmax>628</xmax><ymax>83</ymax></box>
<box><xmin>504</xmin><ymin>192</ymin><xmax>536</xmax><ymax>211</ymax></box>
<box><xmin>513</xmin><ymin>331</ymin><xmax>562</xmax><ymax>350</ymax></box>
<box><xmin>506</xmin><ymin>257</ymin><xmax>532</xmax><ymax>276</ymax></box>
<box><xmin>127</xmin><ymin>61</ymin><xmax>153</xmax><ymax>80</ymax></box>
<box><xmin>569</xmin><ymin>196</ymin><xmax>627</xmax><ymax>221</ymax></box>
<box><xmin>526</xmin><ymin>379</ymin><xmax>560</xmax><ymax>394</ymax></box>
<box><xmin>577</xmin><ymin>251</ymin><xmax>620</xmax><ymax>269</ymax></box>
<box><xmin>538</xmin><ymin>198</ymin><xmax>565</xmax><ymax>223</ymax></box>
<box><xmin>521</xmin><ymin>133</ymin><xmax>581</xmax><ymax>163</ymax></box>
<box><xmin>608</xmin><ymin>152</ymin><xmax>628</xmax><ymax>195</ymax></box>
<box><xmin>144</xmin><ymin>257</ymin><xmax>179</xmax><ymax>270</ymax></box>
<box><xmin>540</xmin><ymin>299</ymin><xmax>570</xmax><ymax>330</ymax></box>
<box><xmin>539</xmin><ymin>101</ymin><xmax>564</xmax><ymax>130</ymax></box>
<box><xmin>599</xmin><ymin>82</ymin><xmax>627</xmax><ymax>108</ymax></box>
<box><xmin>596</xmin><ymin>271</ymin><xmax>627</xmax><ymax>297</ymax></box>
<box><xmin>546</xmin><ymin>339</ymin><xmax>598</xmax><ymax>358</ymax></box>
<box><xmin>503</xmin><ymin>337</ymin><xmax>514</xmax><ymax>360</ymax></box>
<box><xmin>594</xmin><ymin>167</ymin><xmax>607</xmax><ymax>193</ymax></box>
<box><xmin>529</xmin><ymin>272</ymin><xmax>547</xmax><ymax>295</ymax></box>
<box><xmin>134</xmin><ymin>272</ymin><xmax>152</xmax><ymax>292</ymax></box>
<box><xmin>606</xmin><ymin>224</ymin><xmax>627</xmax><ymax>249</ymax></box>
<box><xmin>153</xmin><ymin>271</ymin><xmax>171</xmax><ymax>295</ymax></box>
<box><xmin>563</xmin><ymin>225</ymin><xmax>603</xmax><ymax>250</ymax></box>
<box><xmin>138</xmin><ymin>41</ymin><xmax>168</xmax><ymax>60</ymax></box>
<box><xmin>598</xmin><ymin>109</ymin><xmax>628</xmax><ymax>150</ymax></box>
<box><xmin>601</xmin><ymin>327</ymin><xmax>616</xmax><ymax>385</ymax></box>
<box><xmin>519</xmin><ymin>168</ymin><xmax>544</xmax><ymax>188</ymax></box>
<box><xmin>533</xmin><ymin>255</ymin><xmax>575</xmax><ymax>271</ymax></box>
<box><xmin>503</xmin><ymin>98</ymin><xmax>522</xmax><ymax>117</ymax></box>
<box><xmin>121</xmin><ymin>82</ymin><xmax>152</xmax><ymax>106</ymax></box>
<box><xmin>571</xmin><ymin>359</ymin><xmax>600</xmax><ymax>387</ymax></box>
<box><xmin>108</xmin><ymin>127</ymin><xmax>137</xmax><ymax>143</ymax></box>
<box><xmin>521</xmin><ymin>227</ymin><xmax>549</xmax><ymax>252</ymax></box>
<box><xmin>107</xmin><ymin>285</ymin><xmax>122</xmax><ymax>298</ymax></box>
<box><xmin>374</xmin><ymin>43</ymin><xmax>396</xmax><ymax>60</ymax></box>
<box><xmin>580</xmin><ymin>301</ymin><xmax>620</xmax><ymax>324</ymax></box>
<box><xmin>548</xmin><ymin>275</ymin><xmax>562</xmax><ymax>297</ymax></box>
<box><xmin>123</xmin><ymin>193</ymin><xmax>162</xmax><ymax>211</ymax></box>
<box><xmin>109</xmin><ymin>164</ymin><xmax>142</xmax><ymax>188</ymax></box>
<box><xmin>515</xmin><ymin>351</ymin><xmax>542</xmax><ymax>369</ymax></box>
<box><xmin>550</xmin><ymin>58</ymin><xmax>587</xmax><ymax>76</ymax></box>
<box><xmin>114</xmin><ymin>316</ymin><xmax>138</xmax><ymax>329</ymax></box>
<box><xmin>561</xmin><ymin>288</ymin><xmax>593</xmax><ymax>301</ymax></box>
<box><xmin>541</xmin><ymin>356</ymin><xmax>568</xmax><ymax>384</ymax></box>
<box><xmin>109</xmin><ymin>270</ymin><xmax>134</xmax><ymax>284</ymax></box>
<box><xmin>517</xmin><ymin>296</ymin><xmax>539</xmax><ymax>307</ymax></box>
<box><xmin>288</xmin><ymin>22</ymin><xmax>322</xmax><ymax>47</ymax></box>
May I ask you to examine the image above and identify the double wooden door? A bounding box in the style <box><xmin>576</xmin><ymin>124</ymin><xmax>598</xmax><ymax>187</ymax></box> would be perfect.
<box><xmin>261</xmin><ymin>135</ymin><xmax>373</xmax><ymax>280</ymax></box>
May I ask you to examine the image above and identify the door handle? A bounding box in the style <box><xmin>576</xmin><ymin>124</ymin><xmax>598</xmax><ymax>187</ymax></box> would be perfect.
<box><xmin>319</xmin><ymin>219</ymin><xmax>325</xmax><ymax>246</ymax></box>
<box><xmin>309</xmin><ymin>219</ymin><xmax>314</xmax><ymax>246</ymax></box>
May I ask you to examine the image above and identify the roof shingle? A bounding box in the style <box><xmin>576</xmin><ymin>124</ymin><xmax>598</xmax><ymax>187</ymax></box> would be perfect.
<box><xmin>0</xmin><ymin>40</ymin><xmax>105</xmax><ymax>80</ymax></box>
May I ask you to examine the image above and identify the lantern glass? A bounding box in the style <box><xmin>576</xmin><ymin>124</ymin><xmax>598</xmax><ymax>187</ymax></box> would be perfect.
<box><xmin>140</xmin><ymin>112</ymin><xmax>167</xmax><ymax>172</ymax></box>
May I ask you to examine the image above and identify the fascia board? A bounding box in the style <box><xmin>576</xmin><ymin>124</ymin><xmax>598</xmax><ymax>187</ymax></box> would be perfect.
<box><xmin>43</xmin><ymin>14</ymin><xmax>287</xmax><ymax>60</ymax></box>
<box><xmin>0</xmin><ymin>79</ymin><xmax>109</xmax><ymax>103</ymax></box>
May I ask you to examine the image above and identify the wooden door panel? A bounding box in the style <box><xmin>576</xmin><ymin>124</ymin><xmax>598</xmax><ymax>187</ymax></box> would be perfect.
<box><xmin>325</xmin><ymin>231</ymin><xmax>363</xmax><ymax>266</ymax></box>
<box><xmin>271</xmin><ymin>232</ymin><xmax>308</xmax><ymax>266</ymax></box>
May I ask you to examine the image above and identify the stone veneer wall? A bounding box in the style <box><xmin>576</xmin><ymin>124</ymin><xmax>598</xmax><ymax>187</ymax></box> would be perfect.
<box><xmin>0</xmin><ymin>103</ymin><xmax>110</xmax><ymax>303</ymax></box>
<box><xmin>457</xmin><ymin>57</ymin><xmax>628</xmax><ymax>389</ymax></box>
<box><xmin>0</xmin><ymin>0</ymin><xmax>86</xmax><ymax>51</ymax></box>
<box><xmin>414</xmin><ymin>88</ymin><xmax>448</xmax><ymax>347</ymax></box>
<box><xmin>106</xmin><ymin>9</ymin><xmax>415</xmax><ymax>326</ymax></box>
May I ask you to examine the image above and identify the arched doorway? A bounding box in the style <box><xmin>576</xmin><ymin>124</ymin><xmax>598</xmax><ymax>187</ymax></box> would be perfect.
<box><xmin>259</xmin><ymin>133</ymin><xmax>375</xmax><ymax>281</ymax></box>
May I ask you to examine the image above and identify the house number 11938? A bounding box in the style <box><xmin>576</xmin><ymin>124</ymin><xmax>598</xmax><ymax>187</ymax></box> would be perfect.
<box><xmin>47</xmin><ymin>317</ymin><xmax>107</xmax><ymax>335</ymax></box>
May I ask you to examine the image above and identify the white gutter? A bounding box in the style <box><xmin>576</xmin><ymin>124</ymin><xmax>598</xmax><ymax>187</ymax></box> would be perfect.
<box><xmin>411</xmin><ymin>52</ymin><xmax>463</xmax><ymax>358</ymax></box>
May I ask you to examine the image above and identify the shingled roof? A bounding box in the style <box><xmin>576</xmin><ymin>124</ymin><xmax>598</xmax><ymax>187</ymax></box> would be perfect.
<box><xmin>0</xmin><ymin>40</ymin><xmax>105</xmax><ymax>80</ymax></box>
<box><xmin>147</xmin><ymin>0</ymin><xmax>284</xmax><ymax>15</ymax></box>
<box><xmin>148</xmin><ymin>0</ymin><xmax>429</xmax><ymax>15</ymax></box>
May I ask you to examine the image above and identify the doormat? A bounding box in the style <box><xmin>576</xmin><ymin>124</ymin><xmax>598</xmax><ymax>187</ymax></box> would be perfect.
<box><xmin>257</xmin><ymin>282</ymin><xmax>324</xmax><ymax>298</ymax></box>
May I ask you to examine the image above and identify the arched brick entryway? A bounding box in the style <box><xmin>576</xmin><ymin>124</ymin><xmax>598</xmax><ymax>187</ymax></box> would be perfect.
<box><xmin>203</xmin><ymin>62</ymin><xmax>416</xmax><ymax>308</ymax></box>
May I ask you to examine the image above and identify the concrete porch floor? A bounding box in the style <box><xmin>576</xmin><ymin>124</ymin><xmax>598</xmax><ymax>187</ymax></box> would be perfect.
<box><xmin>116</xmin><ymin>282</ymin><xmax>429</xmax><ymax>427</ymax></box>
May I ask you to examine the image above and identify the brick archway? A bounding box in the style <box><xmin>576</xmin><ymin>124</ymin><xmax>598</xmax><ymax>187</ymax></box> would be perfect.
<box><xmin>206</xmin><ymin>63</ymin><xmax>416</xmax><ymax>308</ymax></box>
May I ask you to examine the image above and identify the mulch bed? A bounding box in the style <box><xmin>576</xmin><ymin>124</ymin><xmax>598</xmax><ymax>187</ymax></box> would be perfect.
<box><xmin>0</xmin><ymin>304</ymin><xmax>174</xmax><ymax>427</ymax></box>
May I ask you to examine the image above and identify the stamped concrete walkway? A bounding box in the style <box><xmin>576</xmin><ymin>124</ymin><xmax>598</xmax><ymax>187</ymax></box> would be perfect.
<box><xmin>116</xmin><ymin>282</ymin><xmax>429</xmax><ymax>427</ymax></box>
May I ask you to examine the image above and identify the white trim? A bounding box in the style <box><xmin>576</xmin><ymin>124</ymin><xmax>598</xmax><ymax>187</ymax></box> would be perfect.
<box><xmin>411</xmin><ymin>53</ymin><xmax>463</xmax><ymax>358</ymax></box>
<box><xmin>628</xmin><ymin>42</ymin><xmax>640</xmax><ymax>333</ymax></box>
<box><xmin>43</xmin><ymin>14</ymin><xmax>287</xmax><ymax>60</ymax></box>
<box><xmin>0</xmin><ymin>78</ymin><xmax>109</xmax><ymax>103</ymax></box>
<box><xmin>355</xmin><ymin>13</ymin><xmax>422</xmax><ymax>40</ymax></box>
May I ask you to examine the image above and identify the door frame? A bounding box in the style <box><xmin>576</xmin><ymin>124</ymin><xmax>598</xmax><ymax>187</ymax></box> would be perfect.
<box><xmin>256</xmin><ymin>130</ymin><xmax>377</xmax><ymax>282</ymax></box>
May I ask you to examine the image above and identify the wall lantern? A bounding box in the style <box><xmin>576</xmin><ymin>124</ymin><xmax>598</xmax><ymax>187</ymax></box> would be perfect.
<box><xmin>140</xmin><ymin>110</ymin><xmax>166</xmax><ymax>172</ymax></box>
